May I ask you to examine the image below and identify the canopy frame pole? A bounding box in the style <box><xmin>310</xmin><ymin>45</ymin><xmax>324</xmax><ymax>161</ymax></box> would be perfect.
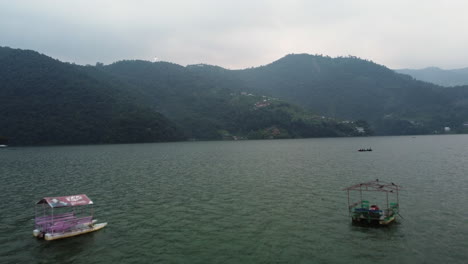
<box><xmin>51</xmin><ymin>207</ymin><xmax>54</xmax><ymax>235</ymax></box>
<box><xmin>347</xmin><ymin>190</ymin><xmax>350</xmax><ymax>215</ymax></box>
<box><xmin>396</xmin><ymin>186</ymin><xmax>399</xmax><ymax>205</ymax></box>
<box><xmin>386</xmin><ymin>192</ymin><xmax>389</xmax><ymax>210</ymax></box>
<box><xmin>359</xmin><ymin>185</ymin><xmax>362</xmax><ymax>203</ymax></box>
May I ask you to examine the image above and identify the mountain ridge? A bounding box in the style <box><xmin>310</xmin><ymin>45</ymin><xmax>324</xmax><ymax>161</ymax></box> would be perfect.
<box><xmin>95</xmin><ymin>53</ymin><xmax>468</xmax><ymax>135</ymax></box>
<box><xmin>0</xmin><ymin>47</ymin><xmax>367</xmax><ymax>145</ymax></box>
<box><xmin>396</xmin><ymin>67</ymin><xmax>468</xmax><ymax>87</ymax></box>
<box><xmin>0</xmin><ymin>47</ymin><xmax>185</xmax><ymax>145</ymax></box>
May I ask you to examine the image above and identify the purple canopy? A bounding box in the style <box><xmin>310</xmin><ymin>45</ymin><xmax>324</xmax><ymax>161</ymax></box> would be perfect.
<box><xmin>36</xmin><ymin>194</ymin><xmax>93</xmax><ymax>208</ymax></box>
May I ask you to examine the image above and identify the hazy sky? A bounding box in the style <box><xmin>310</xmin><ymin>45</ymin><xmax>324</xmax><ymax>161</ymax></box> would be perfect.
<box><xmin>1</xmin><ymin>0</ymin><xmax>468</xmax><ymax>69</ymax></box>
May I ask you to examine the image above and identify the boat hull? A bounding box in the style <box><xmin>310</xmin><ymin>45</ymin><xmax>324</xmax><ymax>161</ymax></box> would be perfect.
<box><xmin>43</xmin><ymin>222</ymin><xmax>107</xmax><ymax>241</ymax></box>
<box><xmin>352</xmin><ymin>215</ymin><xmax>396</xmax><ymax>226</ymax></box>
<box><xmin>379</xmin><ymin>215</ymin><xmax>396</xmax><ymax>225</ymax></box>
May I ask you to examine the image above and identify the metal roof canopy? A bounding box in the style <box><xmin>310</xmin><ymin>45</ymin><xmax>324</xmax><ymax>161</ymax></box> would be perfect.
<box><xmin>343</xmin><ymin>179</ymin><xmax>401</xmax><ymax>193</ymax></box>
<box><xmin>36</xmin><ymin>194</ymin><xmax>93</xmax><ymax>208</ymax></box>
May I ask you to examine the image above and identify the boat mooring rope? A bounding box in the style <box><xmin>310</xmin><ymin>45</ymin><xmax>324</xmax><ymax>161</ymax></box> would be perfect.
<box><xmin>397</xmin><ymin>212</ymin><xmax>405</xmax><ymax>219</ymax></box>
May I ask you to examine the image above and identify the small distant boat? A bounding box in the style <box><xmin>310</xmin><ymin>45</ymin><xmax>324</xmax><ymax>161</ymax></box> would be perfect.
<box><xmin>33</xmin><ymin>194</ymin><xmax>107</xmax><ymax>240</ymax></box>
<box><xmin>358</xmin><ymin>148</ymin><xmax>372</xmax><ymax>152</ymax></box>
<box><xmin>343</xmin><ymin>180</ymin><xmax>401</xmax><ymax>226</ymax></box>
<box><xmin>0</xmin><ymin>144</ymin><xmax>7</xmax><ymax>148</ymax></box>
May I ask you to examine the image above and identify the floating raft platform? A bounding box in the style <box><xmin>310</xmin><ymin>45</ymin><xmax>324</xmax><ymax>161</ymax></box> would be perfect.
<box><xmin>343</xmin><ymin>180</ymin><xmax>401</xmax><ymax>226</ymax></box>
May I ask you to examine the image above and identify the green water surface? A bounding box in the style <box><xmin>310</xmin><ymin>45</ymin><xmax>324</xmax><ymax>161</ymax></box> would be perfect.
<box><xmin>0</xmin><ymin>135</ymin><xmax>467</xmax><ymax>263</ymax></box>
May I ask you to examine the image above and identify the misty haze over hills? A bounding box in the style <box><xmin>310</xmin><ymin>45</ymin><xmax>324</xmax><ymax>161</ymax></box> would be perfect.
<box><xmin>3</xmin><ymin>46</ymin><xmax>468</xmax><ymax>146</ymax></box>
<box><xmin>396</xmin><ymin>67</ymin><xmax>468</xmax><ymax>87</ymax></box>
<box><xmin>0</xmin><ymin>47</ymin><xmax>367</xmax><ymax>145</ymax></box>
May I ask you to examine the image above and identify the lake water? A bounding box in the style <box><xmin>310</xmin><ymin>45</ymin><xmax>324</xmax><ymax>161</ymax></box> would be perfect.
<box><xmin>0</xmin><ymin>135</ymin><xmax>467</xmax><ymax>263</ymax></box>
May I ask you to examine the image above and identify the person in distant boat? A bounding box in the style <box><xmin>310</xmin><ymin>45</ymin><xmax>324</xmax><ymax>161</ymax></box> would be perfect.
<box><xmin>370</xmin><ymin>205</ymin><xmax>379</xmax><ymax>211</ymax></box>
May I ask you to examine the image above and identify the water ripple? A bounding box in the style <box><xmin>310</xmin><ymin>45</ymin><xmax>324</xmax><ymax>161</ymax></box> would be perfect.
<box><xmin>0</xmin><ymin>136</ymin><xmax>467</xmax><ymax>263</ymax></box>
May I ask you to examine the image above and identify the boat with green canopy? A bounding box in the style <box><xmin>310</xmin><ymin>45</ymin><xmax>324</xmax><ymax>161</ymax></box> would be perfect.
<box><xmin>343</xmin><ymin>179</ymin><xmax>401</xmax><ymax>226</ymax></box>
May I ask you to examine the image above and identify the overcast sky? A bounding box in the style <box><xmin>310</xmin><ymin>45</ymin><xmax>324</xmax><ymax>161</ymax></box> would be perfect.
<box><xmin>1</xmin><ymin>0</ymin><xmax>468</xmax><ymax>69</ymax></box>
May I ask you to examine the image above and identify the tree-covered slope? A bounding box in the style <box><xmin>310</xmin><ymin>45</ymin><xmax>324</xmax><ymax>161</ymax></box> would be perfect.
<box><xmin>234</xmin><ymin>54</ymin><xmax>466</xmax><ymax>134</ymax></box>
<box><xmin>101</xmin><ymin>61</ymin><xmax>366</xmax><ymax>139</ymax></box>
<box><xmin>96</xmin><ymin>55</ymin><xmax>468</xmax><ymax>136</ymax></box>
<box><xmin>8</xmin><ymin>47</ymin><xmax>466</xmax><ymax>144</ymax></box>
<box><xmin>0</xmin><ymin>47</ymin><xmax>184</xmax><ymax>145</ymax></box>
<box><xmin>0</xmin><ymin>48</ymin><xmax>366</xmax><ymax>146</ymax></box>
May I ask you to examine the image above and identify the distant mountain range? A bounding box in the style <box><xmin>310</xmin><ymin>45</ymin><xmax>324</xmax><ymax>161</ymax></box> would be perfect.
<box><xmin>0</xmin><ymin>47</ymin><xmax>366</xmax><ymax>145</ymax></box>
<box><xmin>2</xmin><ymin>47</ymin><xmax>468</xmax><ymax>146</ymax></box>
<box><xmin>0</xmin><ymin>47</ymin><xmax>185</xmax><ymax>145</ymax></box>
<box><xmin>396</xmin><ymin>67</ymin><xmax>468</xmax><ymax>87</ymax></box>
<box><xmin>232</xmin><ymin>55</ymin><xmax>468</xmax><ymax>135</ymax></box>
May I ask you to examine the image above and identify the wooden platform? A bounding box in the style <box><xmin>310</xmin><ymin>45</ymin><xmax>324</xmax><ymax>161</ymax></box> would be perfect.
<box><xmin>44</xmin><ymin>222</ymin><xmax>107</xmax><ymax>241</ymax></box>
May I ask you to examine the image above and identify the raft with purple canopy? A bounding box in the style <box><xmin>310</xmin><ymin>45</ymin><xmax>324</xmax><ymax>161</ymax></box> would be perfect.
<box><xmin>33</xmin><ymin>194</ymin><xmax>107</xmax><ymax>240</ymax></box>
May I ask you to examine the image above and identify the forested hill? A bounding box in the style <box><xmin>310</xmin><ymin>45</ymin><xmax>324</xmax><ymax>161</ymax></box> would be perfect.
<box><xmin>0</xmin><ymin>47</ymin><xmax>184</xmax><ymax>145</ymax></box>
<box><xmin>99</xmin><ymin>60</ymin><xmax>366</xmax><ymax>140</ymax></box>
<box><xmin>396</xmin><ymin>67</ymin><xmax>468</xmax><ymax>87</ymax></box>
<box><xmin>234</xmin><ymin>54</ymin><xmax>468</xmax><ymax>135</ymax></box>
<box><xmin>0</xmin><ymin>47</ymin><xmax>366</xmax><ymax>146</ymax></box>
<box><xmin>4</xmin><ymin>47</ymin><xmax>468</xmax><ymax>146</ymax></box>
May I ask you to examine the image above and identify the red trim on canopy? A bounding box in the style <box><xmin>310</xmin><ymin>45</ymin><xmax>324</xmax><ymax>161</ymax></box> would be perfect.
<box><xmin>36</xmin><ymin>194</ymin><xmax>93</xmax><ymax>208</ymax></box>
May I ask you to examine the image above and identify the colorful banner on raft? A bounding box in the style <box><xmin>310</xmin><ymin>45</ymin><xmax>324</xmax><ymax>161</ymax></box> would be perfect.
<box><xmin>39</xmin><ymin>194</ymin><xmax>93</xmax><ymax>208</ymax></box>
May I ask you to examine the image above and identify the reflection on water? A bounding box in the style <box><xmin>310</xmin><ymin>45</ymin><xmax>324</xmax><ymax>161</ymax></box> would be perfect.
<box><xmin>1</xmin><ymin>136</ymin><xmax>468</xmax><ymax>263</ymax></box>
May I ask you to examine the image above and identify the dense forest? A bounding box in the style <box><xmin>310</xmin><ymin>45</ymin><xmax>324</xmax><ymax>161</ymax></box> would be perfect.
<box><xmin>232</xmin><ymin>54</ymin><xmax>468</xmax><ymax>135</ymax></box>
<box><xmin>0</xmin><ymin>47</ymin><xmax>184</xmax><ymax>145</ymax></box>
<box><xmin>3</xmin><ymin>47</ymin><xmax>468</xmax><ymax>146</ymax></box>
<box><xmin>0</xmin><ymin>47</ymin><xmax>367</xmax><ymax>146</ymax></box>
